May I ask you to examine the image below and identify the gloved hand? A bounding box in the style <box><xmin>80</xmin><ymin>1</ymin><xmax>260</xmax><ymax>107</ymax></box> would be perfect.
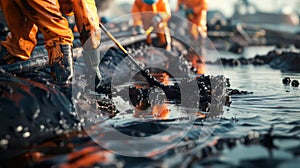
<box><xmin>83</xmin><ymin>44</ymin><xmax>102</xmax><ymax>86</ymax></box>
<box><xmin>179</xmin><ymin>4</ymin><xmax>185</xmax><ymax>11</ymax></box>
<box><xmin>133</xmin><ymin>25</ymin><xmax>145</xmax><ymax>35</ymax></box>
<box><xmin>185</xmin><ymin>8</ymin><xmax>194</xmax><ymax>17</ymax></box>
<box><xmin>178</xmin><ymin>4</ymin><xmax>186</xmax><ymax>17</ymax></box>
<box><xmin>152</xmin><ymin>14</ymin><xmax>163</xmax><ymax>26</ymax></box>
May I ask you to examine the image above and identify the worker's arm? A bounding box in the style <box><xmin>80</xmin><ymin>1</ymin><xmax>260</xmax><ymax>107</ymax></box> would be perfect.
<box><xmin>131</xmin><ymin>0</ymin><xmax>143</xmax><ymax>26</ymax></box>
<box><xmin>192</xmin><ymin>0</ymin><xmax>207</xmax><ymax>16</ymax></box>
<box><xmin>58</xmin><ymin>0</ymin><xmax>74</xmax><ymax>16</ymax></box>
<box><xmin>157</xmin><ymin>0</ymin><xmax>171</xmax><ymax>22</ymax></box>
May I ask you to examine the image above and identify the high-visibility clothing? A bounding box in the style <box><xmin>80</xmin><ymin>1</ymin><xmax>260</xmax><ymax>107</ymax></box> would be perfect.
<box><xmin>0</xmin><ymin>0</ymin><xmax>100</xmax><ymax>61</ymax></box>
<box><xmin>0</xmin><ymin>0</ymin><xmax>73</xmax><ymax>61</ymax></box>
<box><xmin>132</xmin><ymin>0</ymin><xmax>171</xmax><ymax>47</ymax></box>
<box><xmin>178</xmin><ymin>0</ymin><xmax>208</xmax><ymax>40</ymax></box>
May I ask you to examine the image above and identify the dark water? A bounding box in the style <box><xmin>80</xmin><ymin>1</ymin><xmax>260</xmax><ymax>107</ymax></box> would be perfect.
<box><xmin>0</xmin><ymin>46</ymin><xmax>299</xmax><ymax>168</ymax></box>
<box><xmin>200</xmin><ymin>47</ymin><xmax>300</xmax><ymax>167</ymax></box>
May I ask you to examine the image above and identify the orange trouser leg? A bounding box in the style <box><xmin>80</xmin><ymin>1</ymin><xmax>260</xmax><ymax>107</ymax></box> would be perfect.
<box><xmin>73</xmin><ymin>0</ymin><xmax>100</xmax><ymax>49</ymax></box>
<box><xmin>157</xmin><ymin>25</ymin><xmax>171</xmax><ymax>47</ymax></box>
<box><xmin>0</xmin><ymin>0</ymin><xmax>38</xmax><ymax>60</ymax></box>
<box><xmin>14</xmin><ymin>0</ymin><xmax>73</xmax><ymax>64</ymax></box>
<box><xmin>188</xmin><ymin>24</ymin><xmax>207</xmax><ymax>55</ymax></box>
<box><xmin>189</xmin><ymin>24</ymin><xmax>199</xmax><ymax>42</ymax></box>
<box><xmin>146</xmin><ymin>34</ymin><xmax>152</xmax><ymax>45</ymax></box>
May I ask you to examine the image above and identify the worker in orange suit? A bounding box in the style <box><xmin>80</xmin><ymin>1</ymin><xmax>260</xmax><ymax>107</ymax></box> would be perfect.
<box><xmin>0</xmin><ymin>0</ymin><xmax>101</xmax><ymax>85</ymax></box>
<box><xmin>132</xmin><ymin>0</ymin><xmax>172</xmax><ymax>51</ymax></box>
<box><xmin>178</xmin><ymin>0</ymin><xmax>208</xmax><ymax>41</ymax></box>
<box><xmin>178</xmin><ymin>0</ymin><xmax>207</xmax><ymax>74</ymax></box>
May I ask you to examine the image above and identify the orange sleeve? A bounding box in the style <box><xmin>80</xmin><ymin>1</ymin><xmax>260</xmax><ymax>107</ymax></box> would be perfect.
<box><xmin>193</xmin><ymin>0</ymin><xmax>208</xmax><ymax>16</ymax></box>
<box><xmin>131</xmin><ymin>0</ymin><xmax>143</xmax><ymax>26</ymax></box>
<box><xmin>158</xmin><ymin>0</ymin><xmax>171</xmax><ymax>22</ymax></box>
<box><xmin>59</xmin><ymin>0</ymin><xmax>74</xmax><ymax>16</ymax></box>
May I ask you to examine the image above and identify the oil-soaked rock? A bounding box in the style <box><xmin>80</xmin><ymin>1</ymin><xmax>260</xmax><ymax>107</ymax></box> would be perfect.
<box><xmin>269</xmin><ymin>51</ymin><xmax>300</xmax><ymax>72</ymax></box>
<box><xmin>282</xmin><ymin>77</ymin><xmax>291</xmax><ymax>85</ymax></box>
<box><xmin>207</xmin><ymin>49</ymin><xmax>300</xmax><ymax>72</ymax></box>
<box><xmin>227</xmin><ymin>89</ymin><xmax>253</xmax><ymax>95</ymax></box>
<box><xmin>101</xmin><ymin>74</ymin><xmax>229</xmax><ymax>117</ymax></box>
<box><xmin>291</xmin><ymin>80</ymin><xmax>299</xmax><ymax>87</ymax></box>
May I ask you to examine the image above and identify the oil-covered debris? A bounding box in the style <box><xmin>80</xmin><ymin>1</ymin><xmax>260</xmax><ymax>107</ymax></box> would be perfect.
<box><xmin>0</xmin><ymin>73</ymin><xmax>80</xmax><ymax>153</ymax></box>
<box><xmin>291</xmin><ymin>80</ymin><xmax>299</xmax><ymax>87</ymax></box>
<box><xmin>207</xmin><ymin>50</ymin><xmax>281</xmax><ymax>66</ymax></box>
<box><xmin>268</xmin><ymin>51</ymin><xmax>300</xmax><ymax>72</ymax></box>
<box><xmin>227</xmin><ymin>88</ymin><xmax>253</xmax><ymax>95</ymax></box>
<box><xmin>96</xmin><ymin>38</ymin><xmax>230</xmax><ymax>117</ymax></box>
<box><xmin>282</xmin><ymin>77</ymin><xmax>292</xmax><ymax>85</ymax></box>
<box><xmin>282</xmin><ymin>77</ymin><xmax>299</xmax><ymax>87</ymax></box>
<box><xmin>128</xmin><ymin>74</ymin><xmax>229</xmax><ymax>113</ymax></box>
<box><xmin>207</xmin><ymin>50</ymin><xmax>300</xmax><ymax>72</ymax></box>
<box><xmin>225</xmin><ymin>78</ymin><xmax>253</xmax><ymax>95</ymax></box>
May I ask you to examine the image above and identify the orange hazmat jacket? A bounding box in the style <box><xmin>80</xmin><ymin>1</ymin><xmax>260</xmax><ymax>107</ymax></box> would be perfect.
<box><xmin>132</xmin><ymin>0</ymin><xmax>171</xmax><ymax>46</ymax></box>
<box><xmin>178</xmin><ymin>0</ymin><xmax>208</xmax><ymax>40</ymax></box>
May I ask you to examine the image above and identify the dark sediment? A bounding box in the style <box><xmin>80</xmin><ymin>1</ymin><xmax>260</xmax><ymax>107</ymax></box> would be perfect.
<box><xmin>207</xmin><ymin>50</ymin><xmax>300</xmax><ymax>72</ymax></box>
<box><xmin>0</xmin><ymin>73</ymin><xmax>79</xmax><ymax>153</ymax></box>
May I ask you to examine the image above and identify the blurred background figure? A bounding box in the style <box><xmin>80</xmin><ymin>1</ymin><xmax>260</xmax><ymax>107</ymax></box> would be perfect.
<box><xmin>131</xmin><ymin>0</ymin><xmax>172</xmax><ymax>51</ymax></box>
<box><xmin>177</xmin><ymin>0</ymin><xmax>208</xmax><ymax>41</ymax></box>
<box><xmin>177</xmin><ymin>0</ymin><xmax>208</xmax><ymax>74</ymax></box>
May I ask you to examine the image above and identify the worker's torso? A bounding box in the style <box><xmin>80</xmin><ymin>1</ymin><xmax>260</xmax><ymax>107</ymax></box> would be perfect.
<box><xmin>180</xmin><ymin>0</ymin><xmax>207</xmax><ymax>27</ymax></box>
<box><xmin>180</xmin><ymin>0</ymin><xmax>207</xmax><ymax>11</ymax></box>
<box><xmin>132</xmin><ymin>0</ymin><xmax>170</xmax><ymax>28</ymax></box>
<box><xmin>135</xmin><ymin>0</ymin><xmax>167</xmax><ymax>13</ymax></box>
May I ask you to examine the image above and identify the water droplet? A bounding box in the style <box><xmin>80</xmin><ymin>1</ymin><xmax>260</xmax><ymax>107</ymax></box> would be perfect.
<box><xmin>23</xmin><ymin>132</ymin><xmax>31</xmax><ymax>138</ymax></box>
<box><xmin>33</xmin><ymin>109</ymin><xmax>40</xmax><ymax>120</ymax></box>
<box><xmin>80</xmin><ymin>118</ymin><xmax>85</xmax><ymax>123</ymax></box>
<box><xmin>56</xmin><ymin>129</ymin><xmax>63</xmax><ymax>135</ymax></box>
<box><xmin>16</xmin><ymin>126</ymin><xmax>23</xmax><ymax>132</ymax></box>
<box><xmin>0</xmin><ymin>139</ymin><xmax>8</xmax><ymax>145</ymax></box>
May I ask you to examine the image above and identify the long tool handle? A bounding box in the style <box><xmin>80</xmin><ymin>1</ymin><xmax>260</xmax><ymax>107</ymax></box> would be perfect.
<box><xmin>99</xmin><ymin>23</ymin><xmax>164</xmax><ymax>88</ymax></box>
<box><xmin>145</xmin><ymin>26</ymin><xmax>154</xmax><ymax>36</ymax></box>
<box><xmin>99</xmin><ymin>23</ymin><xmax>143</xmax><ymax>71</ymax></box>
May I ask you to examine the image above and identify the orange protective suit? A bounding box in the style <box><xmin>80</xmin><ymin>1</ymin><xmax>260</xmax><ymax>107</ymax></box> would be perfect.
<box><xmin>0</xmin><ymin>0</ymin><xmax>73</xmax><ymax>61</ymax></box>
<box><xmin>132</xmin><ymin>0</ymin><xmax>171</xmax><ymax>49</ymax></box>
<box><xmin>0</xmin><ymin>0</ymin><xmax>100</xmax><ymax>61</ymax></box>
<box><xmin>177</xmin><ymin>0</ymin><xmax>208</xmax><ymax>40</ymax></box>
<box><xmin>59</xmin><ymin>0</ymin><xmax>100</xmax><ymax>49</ymax></box>
<box><xmin>178</xmin><ymin>0</ymin><xmax>207</xmax><ymax>75</ymax></box>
